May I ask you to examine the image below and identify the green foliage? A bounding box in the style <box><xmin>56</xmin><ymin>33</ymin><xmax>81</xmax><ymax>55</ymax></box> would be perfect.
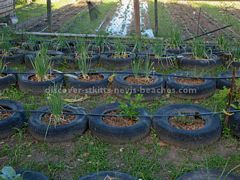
<box><xmin>131</xmin><ymin>59</ymin><xmax>142</xmax><ymax>78</ymax></box>
<box><xmin>0</xmin><ymin>27</ymin><xmax>12</xmax><ymax>53</ymax></box>
<box><xmin>144</xmin><ymin>57</ymin><xmax>154</xmax><ymax>78</ymax></box>
<box><xmin>119</xmin><ymin>93</ymin><xmax>144</xmax><ymax>119</ymax></box>
<box><xmin>168</xmin><ymin>29</ymin><xmax>182</xmax><ymax>48</ymax></box>
<box><xmin>76</xmin><ymin>41</ymin><xmax>90</xmax><ymax>79</ymax></box>
<box><xmin>115</xmin><ymin>39</ymin><xmax>126</xmax><ymax>55</ymax></box>
<box><xmin>191</xmin><ymin>38</ymin><xmax>209</xmax><ymax>58</ymax></box>
<box><xmin>31</xmin><ymin>46</ymin><xmax>51</xmax><ymax>81</ymax></box>
<box><xmin>54</xmin><ymin>36</ymin><xmax>70</xmax><ymax>51</ymax></box>
<box><xmin>94</xmin><ymin>33</ymin><xmax>107</xmax><ymax>53</ymax></box>
<box><xmin>0</xmin><ymin>59</ymin><xmax>6</xmax><ymax>75</ymax></box>
<box><xmin>231</xmin><ymin>41</ymin><xmax>240</xmax><ymax>62</ymax></box>
<box><xmin>47</xmin><ymin>86</ymin><xmax>64</xmax><ymax>124</ymax></box>
<box><xmin>217</xmin><ymin>35</ymin><xmax>230</xmax><ymax>51</ymax></box>
<box><xmin>212</xmin><ymin>87</ymin><xmax>228</xmax><ymax>110</ymax></box>
<box><xmin>0</xmin><ymin>166</ymin><xmax>22</xmax><ymax>180</ymax></box>
<box><xmin>152</xmin><ymin>40</ymin><xmax>166</xmax><ymax>58</ymax></box>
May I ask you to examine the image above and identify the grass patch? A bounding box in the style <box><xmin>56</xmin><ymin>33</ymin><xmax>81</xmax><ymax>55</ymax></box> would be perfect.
<box><xmin>148</xmin><ymin>0</ymin><xmax>177</xmax><ymax>38</ymax></box>
<box><xmin>60</xmin><ymin>0</ymin><xmax>118</xmax><ymax>34</ymax></box>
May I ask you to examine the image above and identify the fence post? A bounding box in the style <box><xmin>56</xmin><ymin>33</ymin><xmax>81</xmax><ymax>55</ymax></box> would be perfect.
<box><xmin>47</xmin><ymin>0</ymin><xmax>52</xmax><ymax>32</ymax></box>
<box><xmin>154</xmin><ymin>0</ymin><xmax>158</xmax><ymax>36</ymax></box>
<box><xmin>134</xmin><ymin>0</ymin><xmax>141</xmax><ymax>37</ymax></box>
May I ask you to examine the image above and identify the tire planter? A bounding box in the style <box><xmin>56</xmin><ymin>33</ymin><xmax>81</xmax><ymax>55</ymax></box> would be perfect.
<box><xmin>0</xmin><ymin>53</ymin><xmax>24</xmax><ymax>67</ymax></box>
<box><xmin>100</xmin><ymin>52</ymin><xmax>135</xmax><ymax>69</ymax></box>
<box><xmin>178</xmin><ymin>53</ymin><xmax>221</xmax><ymax>68</ymax></box>
<box><xmin>113</xmin><ymin>72</ymin><xmax>165</xmax><ymax>100</ymax></box>
<box><xmin>137</xmin><ymin>53</ymin><xmax>178</xmax><ymax>69</ymax></box>
<box><xmin>78</xmin><ymin>171</ymin><xmax>137</xmax><ymax>180</ymax></box>
<box><xmin>166</xmin><ymin>46</ymin><xmax>191</xmax><ymax>55</ymax></box>
<box><xmin>177</xmin><ymin>169</ymin><xmax>240</xmax><ymax>180</ymax></box>
<box><xmin>17</xmin><ymin>170</ymin><xmax>49</xmax><ymax>180</ymax></box>
<box><xmin>18</xmin><ymin>71</ymin><xmax>64</xmax><ymax>94</ymax></box>
<box><xmin>89</xmin><ymin>103</ymin><xmax>151</xmax><ymax>144</ymax></box>
<box><xmin>65</xmin><ymin>72</ymin><xmax>110</xmax><ymax>95</ymax></box>
<box><xmin>153</xmin><ymin>104</ymin><xmax>222</xmax><ymax>148</ymax></box>
<box><xmin>217</xmin><ymin>71</ymin><xmax>240</xmax><ymax>89</ymax></box>
<box><xmin>29</xmin><ymin>105</ymin><xmax>88</xmax><ymax>142</ymax></box>
<box><xmin>228</xmin><ymin>106</ymin><xmax>240</xmax><ymax>138</ymax></box>
<box><xmin>0</xmin><ymin>100</ymin><xmax>25</xmax><ymax>139</ymax></box>
<box><xmin>167</xmin><ymin>72</ymin><xmax>216</xmax><ymax>99</ymax></box>
<box><xmin>0</xmin><ymin>70</ymin><xmax>16</xmax><ymax>90</ymax></box>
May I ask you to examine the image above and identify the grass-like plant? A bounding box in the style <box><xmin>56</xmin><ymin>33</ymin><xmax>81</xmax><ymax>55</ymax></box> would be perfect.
<box><xmin>191</xmin><ymin>38</ymin><xmax>209</xmax><ymax>59</ymax></box>
<box><xmin>114</xmin><ymin>39</ymin><xmax>127</xmax><ymax>58</ymax></box>
<box><xmin>131</xmin><ymin>59</ymin><xmax>142</xmax><ymax>78</ymax></box>
<box><xmin>0</xmin><ymin>59</ymin><xmax>6</xmax><ymax>77</ymax></box>
<box><xmin>168</xmin><ymin>29</ymin><xmax>182</xmax><ymax>49</ymax></box>
<box><xmin>231</xmin><ymin>41</ymin><xmax>240</xmax><ymax>62</ymax></box>
<box><xmin>144</xmin><ymin>57</ymin><xmax>154</xmax><ymax>78</ymax></box>
<box><xmin>47</xmin><ymin>86</ymin><xmax>64</xmax><ymax>125</ymax></box>
<box><xmin>152</xmin><ymin>40</ymin><xmax>166</xmax><ymax>58</ymax></box>
<box><xmin>76</xmin><ymin>42</ymin><xmax>90</xmax><ymax>80</ymax></box>
<box><xmin>54</xmin><ymin>36</ymin><xmax>71</xmax><ymax>51</ymax></box>
<box><xmin>119</xmin><ymin>93</ymin><xmax>144</xmax><ymax>119</ymax></box>
<box><xmin>94</xmin><ymin>33</ymin><xmax>107</xmax><ymax>53</ymax></box>
<box><xmin>217</xmin><ymin>35</ymin><xmax>230</xmax><ymax>51</ymax></box>
<box><xmin>31</xmin><ymin>46</ymin><xmax>51</xmax><ymax>81</ymax></box>
<box><xmin>0</xmin><ymin>28</ymin><xmax>12</xmax><ymax>55</ymax></box>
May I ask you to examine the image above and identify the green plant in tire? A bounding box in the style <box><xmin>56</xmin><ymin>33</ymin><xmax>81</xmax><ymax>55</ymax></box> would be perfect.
<box><xmin>113</xmin><ymin>39</ymin><xmax>128</xmax><ymax>58</ymax></box>
<box><xmin>54</xmin><ymin>36</ymin><xmax>71</xmax><ymax>51</ymax></box>
<box><xmin>119</xmin><ymin>93</ymin><xmax>144</xmax><ymax>119</ymax></box>
<box><xmin>76</xmin><ymin>42</ymin><xmax>90</xmax><ymax>80</ymax></box>
<box><xmin>131</xmin><ymin>59</ymin><xmax>143</xmax><ymax>78</ymax></box>
<box><xmin>0</xmin><ymin>59</ymin><xmax>6</xmax><ymax>77</ymax></box>
<box><xmin>191</xmin><ymin>38</ymin><xmax>209</xmax><ymax>59</ymax></box>
<box><xmin>231</xmin><ymin>42</ymin><xmax>240</xmax><ymax>62</ymax></box>
<box><xmin>217</xmin><ymin>35</ymin><xmax>230</xmax><ymax>52</ymax></box>
<box><xmin>47</xmin><ymin>86</ymin><xmax>65</xmax><ymax>126</ymax></box>
<box><xmin>152</xmin><ymin>40</ymin><xmax>166</xmax><ymax>58</ymax></box>
<box><xmin>0</xmin><ymin>166</ymin><xmax>23</xmax><ymax>180</ymax></box>
<box><xmin>94</xmin><ymin>33</ymin><xmax>107</xmax><ymax>53</ymax></box>
<box><xmin>31</xmin><ymin>46</ymin><xmax>52</xmax><ymax>82</ymax></box>
<box><xmin>168</xmin><ymin>29</ymin><xmax>182</xmax><ymax>49</ymax></box>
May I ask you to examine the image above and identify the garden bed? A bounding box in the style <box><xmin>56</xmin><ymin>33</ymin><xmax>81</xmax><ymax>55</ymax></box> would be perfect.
<box><xmin>0</xmin><ymin>31</ymin><xmax>240</xmax><ymax>179</ymax></box>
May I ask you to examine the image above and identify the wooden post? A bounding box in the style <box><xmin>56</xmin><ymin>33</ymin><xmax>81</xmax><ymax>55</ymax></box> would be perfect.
<box><xmin>134</xmin><ymin>0</ymin><xmax>141</xmax><ymax>37</ymax></box>
<box><xmin>47</xmin><ymin>0</ymin><xmax>52</xmax><ymax>32</ymax></box>
<box><xmin>154</xmin><ymin>0</ymin><xmax>158</xmax><ymax>36</ymax></box>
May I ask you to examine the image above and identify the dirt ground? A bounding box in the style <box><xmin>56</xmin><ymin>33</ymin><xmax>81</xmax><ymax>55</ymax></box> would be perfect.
<box><xmin>165</xmin><ymin>2</ymin><xmax>239</xmax><ymax>40</ymax></box>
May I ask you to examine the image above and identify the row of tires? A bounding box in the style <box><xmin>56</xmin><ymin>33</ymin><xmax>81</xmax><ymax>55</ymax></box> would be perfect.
<box><xmin>1</xmin><ymin>100</ymin><xmax>239</xmax><ymax>148</ymax></box>
<box><xmin>0</xmin><ymin>70</ymin><xmax>238</xmax><ymax>99</ymax></box>
<box><xmin>0</xmin><ymin>48</ymin><xmax>234</xmax><ymax>70</ymax></box>
<box><xmin>3</xmin><ymin>169</ymin><xmax>240</xmax><ymax>180</ymax></box>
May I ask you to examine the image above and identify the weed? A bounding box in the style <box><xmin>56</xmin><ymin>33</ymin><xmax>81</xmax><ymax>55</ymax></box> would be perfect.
<box><xmin>119</xmin><ymin>93</ymin><xmax>144</xmax><ymax>119</ymax></box>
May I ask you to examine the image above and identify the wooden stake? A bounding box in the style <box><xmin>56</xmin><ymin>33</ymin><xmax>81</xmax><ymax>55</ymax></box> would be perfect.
<box><xmin>47</xmin><ymin>0</ymin><xmax>52</xmax><ymax>32</ymax></box>
<box><xmin>154</xmin><ymin>0</ymin><xmax>158</xmax><ymax>36</ymax></box>
<box><xmin>134</xmin><ymin>0</ymin><xmax>141</xmax><ymax>37</ymax></box>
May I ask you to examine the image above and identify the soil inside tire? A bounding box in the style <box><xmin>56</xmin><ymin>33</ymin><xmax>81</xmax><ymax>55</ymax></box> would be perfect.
<box><xmin>0</xmin><ymin>105</ymin><xmax>12</xmax><ymax>119</ymax></box>
<box><xmin>29</xmin><ymin>74</ymin><xmax>56</xmax><ymax>82</ymax></box>
<box><xmin>42</xmin><ymin>112</ymin><xmax>76</xmax><ymax>126</ymax></box>
<box><xmin>125</xmin><ymin>75</ymin><xmax>154</xmax><ymax>85</ymax></box>
<box><xmin>175</xmin><ymin>78</ymin><xmax>205</xmax><ymax>85</ymax></box>
<box><xmin>78</xmin><ymin>74</ymin><xmax>104</xmax><ymax>82</ymax></box>
<box><xmin>102</xmin><ymin>110</ymin><xmax>137</xmax><ymax>127</ymax></box>
<box><xmin>169</xmin><ymin>115</ymin><xmax>205</xmax><ymax>130</ymax></box>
